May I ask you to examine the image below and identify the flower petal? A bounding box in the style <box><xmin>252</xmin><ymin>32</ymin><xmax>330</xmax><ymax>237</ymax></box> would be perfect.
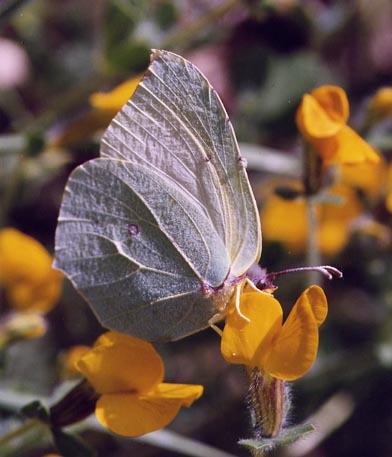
<box><xmin>261</xmin><ymin>193</ymin><xmax>308</xmax><ymax>253</ymax></box>
<box><xmin>76</xmin><ymin>332</ymin><xmax>164</xmax><ymax>395</ymax></box>
<box><xmin>263</xmin><ymin>286</ymin><xmax>327</xmax><ymax>380</ymax></box>
<box><xmin>339</xmin><ymin>155</ymin><xmax>386</xmax><ymax>202</ymax></box>
<box><xmin>96</xmin><ymin>392</ymin><xmax>184</xmax><ymax>437</ymax></box>
<box><xmin>0</xmin><ymin>228</ymin><xmax>55</xmax><ymax>284</ymax></box>
<box><xmin>317</xmin><ymin>220</ymin><xmax>349</xmax><ymax>256</ymax></box>
<box><xmin>368</xmin><ymin>87</ymin><xmax>392</xmax><ymax>121</ymax></box>
<box><xmin>317</xmin><ymin>183</ymin><xmax>363</xmax><ymax>256</ymax></box>
<box><xmin>296</xmin><ymin>93</ymin><xmax>344</xmax><ymax>139</ymax></box>
<box><xmin>89</xmin><ymin>76</ymin><xmax>142</xmax><ymax>112</ymax></box>
<box><xmin>151</xmin><ymin>383</ymin><xmax>203</xmax><ymax>407</ymax></box>
<box><xmin>309</xmin><ymin>125</ymin><xmax>379</xmax><ymax>164</ymax></box>
<box><xmin>300</xmin><ymin>285</ymin><xmax>328</xmax><ymax>326</ymax></box>
<box><xmin>60</xmin><ymin>345</ymin><xmax>92</xmax><ymax>378</ymax></box>
<box><xmin>8</xmin><ymin>269</ymin><xmax>62</xmax><ymax>313</ymax></box>
<box><xmin>387</xmin><ymin>163</ymin><xmax>392</xmax><ymax>213</ymax></box>
<box><xmin>221</xmin><ymin>284</ymin><xmax>282</xmax><ymax>367</ymax></box>
<box><xmin>311</xmin><ymin>86</ymin><xmax>349</xmax><ymax>124</ymax></box>
<box><xmin>0</xmin><ymin>228</ymin><xmax>62</xmax><ymax>312</ymax></box>
<box><xmin>331</xmin><ymin>126</ymin><xmax>379</xmax><ymax>164</ymax></box>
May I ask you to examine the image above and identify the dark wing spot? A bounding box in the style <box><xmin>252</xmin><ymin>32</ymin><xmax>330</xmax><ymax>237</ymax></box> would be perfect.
<box><xmin>128</xmin><ymin>223</ymin><xmax>140</xmax><ymax>236</ymax></box>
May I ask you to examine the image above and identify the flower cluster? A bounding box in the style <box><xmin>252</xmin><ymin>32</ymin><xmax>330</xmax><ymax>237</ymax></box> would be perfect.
<box><xmin>0</xmin><ymin>228</ymin><xmax>62</xmax><ymax>344</ymax></box>
<box><xmin>261</xmin><ymin>85</ymin><xmax>392</xmax><ymax>256</ymax></box>
<box><xmin>221</xmin><ymin>280</ymin><xmax>327</xmax><ymax>381</ymax></box>
<box><xmin>55</xmin><ymin>331</ymin><xmax>203</xmax><ymax>437</ymax></box>
<box><xmin>49</xmin><ymin>76</ymin><xmax>142</xmax><ymax>148</ymax></box>
<box><xmin>5</xmin><ymin>83</ymin><xmax>380</xmax><ymax>454</ymax></box>
<box><xmin>296</xmin><ymin>85</ymin><xmax>378</xmax><ymax>164</ymax></box>
<box><xmin>0</xmin><ymin>228</ymin><xmax>62</xmax><ymax>313</ymax></box>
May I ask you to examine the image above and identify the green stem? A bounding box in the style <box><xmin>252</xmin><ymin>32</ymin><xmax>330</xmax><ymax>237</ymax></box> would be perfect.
<box><xmin>302</xmin><ymin>140</ymin><xmax>323</xmax><ymax>285</ymax></box>
<box><xmin>306</xmin><ymin>198</ymin><xmax>321</xmax><ymax>286</ymax></box>
<box><xmin>302</xmin><ymin>140</ymin><xmax>323</xmax><ymax>196</ymax></box>
<box><xmin>0</xmin><ymin>152</ymin><xmax>25</xmax><ymax>228</ymax></box>
<box><xmin>0</xmin><ymin>387</ymin><xmax>238</xmax><ymax>457</ymax></box>
<box><xmin>0</xmin><ymin>134</ymin><xmax>27</xmax><ymax>155</ymax></box>
<box><xmin>162</xmin><ymin>0</ymin><xmax>241</xmax><ymax>50</ymax></box>
<box><xmin>0</xmin><ymin>419</ymin><xmax>44</xmax><ymax>447</ymax></box>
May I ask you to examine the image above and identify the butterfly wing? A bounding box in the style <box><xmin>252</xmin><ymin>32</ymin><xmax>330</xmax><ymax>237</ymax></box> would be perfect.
<box><xmin>54</xmin><ymin>50</ymin><xmax>261</xmax><ymax>341</ymax></box>
<box><xmin>101</xmin><ymin>49</ymin><xmax>261</xmax><ymax>275</ymax></box>
<box><xmin>55</xmin><ymin>158</ymin><xmax>232</xmax><ymax>341</ymax></box>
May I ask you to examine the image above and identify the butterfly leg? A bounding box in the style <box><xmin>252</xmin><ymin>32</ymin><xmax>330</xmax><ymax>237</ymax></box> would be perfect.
<box><xmin>208</xmin><ymin>312</ymin><xmax>224</xmax><ymax>336</ymax></box>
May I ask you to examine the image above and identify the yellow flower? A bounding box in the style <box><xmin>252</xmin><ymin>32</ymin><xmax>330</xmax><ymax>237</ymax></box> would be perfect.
<box><xmin>339</xmin><ymin>153</ymin><xmax>387</xmax><ymax>203</ymax></box>
<box><xmin>386</xmin><ymin>163</ymin><xmax>392</xmax><ymax>213</ymax></box>
<box><xmin>221</xmin><ymin>281</ymin><xmax>327</xmax><ymax>380</ymax></box>
<box><xmin>58</xmin><ymin>345</ymin><xmax>92</xmax><ymax>379</ymax></box>
<box><xmin>296</xmin><ymin>85</ymin><xmax>379</xmax><ymax>164</ymax></box>
<box><xmin>0</xmin><ymin>228</ymin><xmax>62</xmax><ymax>312</ymax></box>
<box><xmin>49</xmin><ymin>76</ymin><xmax>142</xmax><ymax>147</ymax></box>
<box><xmin>76</xmin><ymin>331</ymin><xmax>203</xmax><ymax>437</ymax></box>
<box><xmin>316</xmin><ymin>184</ymin><xmax>362</xmax><ymax>255</ymax></box>
<box><xmin>261</xmin><ymin>191</ymin><xmax>308</xmax><ymax>254</ymax></box>
<box><xmin>368</xmin><ymin>87</ymin><xmax>392</xmax><ymax>122</ymax></box>
<box><xmin>89</xmin><ymin>76</ymin><xmax>142</xmax><ymax>113</ymax></box>
<box><xmin>261</xmin><ymin>182</ymin><xmax>363</xmax><ymax>255</ymax></box>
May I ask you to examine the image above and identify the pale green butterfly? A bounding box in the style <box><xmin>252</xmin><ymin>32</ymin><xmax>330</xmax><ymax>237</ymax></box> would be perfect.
<box><xmin>54</xmin><ymin>49</ymin><xmax>261</xmax><ymax>342</ymax></box>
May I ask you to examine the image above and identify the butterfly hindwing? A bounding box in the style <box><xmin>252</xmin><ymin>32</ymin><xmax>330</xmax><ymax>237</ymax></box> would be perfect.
<box><xmin>54</xmin><ymin>158</ymin><xmax>232</xmax><ymax>341</ymax></box>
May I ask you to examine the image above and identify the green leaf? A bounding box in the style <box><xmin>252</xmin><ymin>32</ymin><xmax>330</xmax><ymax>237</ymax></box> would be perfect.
<box><xmin>105</xmin><ymin>40</ymin><xmax>150</xmax><ymax>74</ymax></box>
<box><xmin>26</xmin><ymin>131</ymin><xmax>45</xmax><ymax>158</ymax></box>
<box><xmin>239</xmin><ymin>423</ymin><xmax>315</xmax><ymax>452</ymax></box>
<box><xmin>153</xmin><ymin>0</ymin><xmax>178</xmax><ymax>30</ymax></box>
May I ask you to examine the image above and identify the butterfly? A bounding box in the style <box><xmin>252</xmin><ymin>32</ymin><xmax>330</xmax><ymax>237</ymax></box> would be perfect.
<box><xmin>54</xmin><ymin>49</ymin><xmax>261</xmax><ymax>342</ymax></box>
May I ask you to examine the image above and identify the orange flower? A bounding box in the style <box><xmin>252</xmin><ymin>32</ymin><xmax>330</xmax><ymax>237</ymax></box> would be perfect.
<box><xmin>316</xmin><ymin>184</ymin><xmax>362</xmax><ymax>255</ymax></box>
<box><xmin>368</xmin><ymin>87</ymin><xmax>392</xmax><ymax>122</ymax></box>
<box><xmin>261</xmin><ymin>182</ymin><xmax>363</xmax><ymax>255</ymax></box>
<box><xmin>261</xmin><ymin>191</ymin><xmax>308</xmax><ymax>254</ymax></box>
<box><xmin>49</xmin><ymin>76</ymin><xmax>142</xmax><ymax>147</ymax></box>
<box><xmin>296</xmin><ymin>85</ymin><xmax>379</xmax><ymax>164</ymax></box>
<box><xmin>386</xmin><ymin>163</ymin><xmax>392</xmax><ymax>213</ymax></box>
<box><xmin>59</xmin><ymin>345</ymin><xmax>92</xmax><ymax>379</ymax></box>
<box><xmin>339</xmin><ymin>153</ymin><xmax>387</xmax><ymax>203</ymax></box>
<box><xmin>221</xmin><ymin>281</ymin><xmax>327</xmax><ymax>380</ymax></box>
<box><xmin>89</xmin><ymin>76</ymin><xmax>142</xmax><ymax>113</ymax></box>
<box><xmin>0</xmin><ymin>228</ymin><xmax>62</xmax><ymax>312</ymax></box>
<box><xmin>76</xmin><ymin>332</ymin><xmax>203</xmax><ymax>437</ymax></box>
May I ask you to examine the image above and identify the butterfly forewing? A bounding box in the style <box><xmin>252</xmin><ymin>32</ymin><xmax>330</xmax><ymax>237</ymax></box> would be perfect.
<box><xmin>101</xmin><ymin>49</ymin><xmax>261</xmax><ymax>276</ymax></box>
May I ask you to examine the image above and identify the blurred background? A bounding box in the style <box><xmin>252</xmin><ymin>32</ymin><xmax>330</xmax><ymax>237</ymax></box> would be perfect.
<box><xmin>1</xmin><ymin>0</ymin><xmax>392</xmax><ymax>456</ymax></box>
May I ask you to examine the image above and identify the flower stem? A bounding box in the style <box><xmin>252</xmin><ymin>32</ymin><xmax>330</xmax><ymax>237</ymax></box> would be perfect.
<box><xmin>247</xmin><ymin>368</ymin><xmax>287</xmax><ymax>449</ymax></box>
<box><xmin>302</xmin><ymin>141</ymin><xmax>323</xmax><ymax>285</ymax></box>
<box><xmin>162</xmin><ymin>0</ymin><xmax>241</xmax><ymax>50</ymax></box>
<box><xmin>0</xmin><ymin>152</ymin><xmax>24</xmax><ymax>228</ymax></box>
<box><xmin>306</xmin><ymin>198</ymin><xmax>321</xmax><ymax>285</ymax></box>
<box><xmin>0</xmin><ymin>419</ymin><xmax>44</xmax><ymax>447</ymax></box>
